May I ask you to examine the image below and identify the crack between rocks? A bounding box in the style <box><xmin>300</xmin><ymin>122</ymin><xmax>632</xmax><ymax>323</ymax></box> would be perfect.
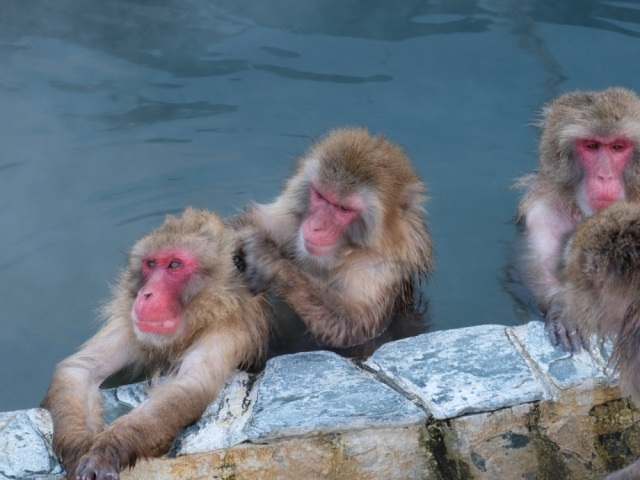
<box><xmin>353</xmin><ymin>359</ymin><xmax>433</xmax><ymax>418</ymax></box>
<box><xmin>504</xmin><ymin>327</ymin><xmax>556</xmax><ymax>402</ymax></box>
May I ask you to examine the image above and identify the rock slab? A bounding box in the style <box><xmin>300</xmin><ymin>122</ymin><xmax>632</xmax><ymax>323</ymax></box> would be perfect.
<box><xmin>365</xmin><ymin>324</ymin><xmax>546</xmax><ymax>418</ymax></box>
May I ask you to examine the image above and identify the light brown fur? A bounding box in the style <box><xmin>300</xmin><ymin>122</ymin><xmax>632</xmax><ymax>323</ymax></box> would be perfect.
<box><xmin>561</xmin><ymin>201</ymin><xmax>640</xmax><ymax>480</ymax></box>
<box><xmin>516</xmin><ymin>87</ymin><xmax>640</xmax><ymax>351</ymax></box>
<box><xmin>230</xmin><ymin>127</ymin><xmax>433</xmax><ymax>348</ymax></box>
<box><xmin>41</xmin><ymin>207</ymin><xmax>270</xmax><ymax>479</ymax></box>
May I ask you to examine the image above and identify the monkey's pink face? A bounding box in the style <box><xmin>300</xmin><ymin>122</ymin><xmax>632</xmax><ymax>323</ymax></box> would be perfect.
<box><xmin>301</xmin><ymin>186</ymin><xmax>363</xmax><ymax>256</ymax></box>
<box><xmin>576</xmin><ymin>136</ymin><xmax>633</xmax><ymax>212</ymax></box>
<box><xmin>132</xmin><ymin>248</ymin><xmax>198</xmax><ymax>336</ymax></box>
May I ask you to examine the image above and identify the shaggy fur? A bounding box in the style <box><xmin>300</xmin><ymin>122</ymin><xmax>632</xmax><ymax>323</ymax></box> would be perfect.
<box><xmin>229</xmin><ymin>127</ymin><xmax>433</xmax><ymax>347</ymax></box>
<box><xmin>42</xmin><ymin>208</ymin><xmax>270</xmax><ymax>479</ymax></box>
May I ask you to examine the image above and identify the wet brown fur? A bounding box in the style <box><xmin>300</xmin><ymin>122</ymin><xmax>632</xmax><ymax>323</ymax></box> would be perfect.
<box><xmin>561</xmin><ymin>201</ymin><xmax>640</xmax><ymax>479</ymax></box>
<box><xmin>41</xmin><ymin>207</ymin><xmax>270</xmax><ymax>479</ymax></box>
<box><xmin>230</xmin><ymin>127</ymin><xmax>433</xmax><ymax>348</ymax></box>
<box><xmin>515</xmin><ymin>88</ymin><xmax>640</xmax><ymax>351</ymax></box>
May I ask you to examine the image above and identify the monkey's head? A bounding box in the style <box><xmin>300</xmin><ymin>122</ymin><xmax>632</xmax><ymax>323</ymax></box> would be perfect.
<box><xmin>538</xmin><ymin>87</ymin><xmax>640</xmax><ymax>216</ymax></box>
<box><xmin>120</xmin><ymin>208</ymin><xmax>238</xmax><ymax>348</ymax></box>
<box><xmin>285</xmin><ymin>127</ymin><xmax>427</xmax><ymax>265</ymax></box>
<box><xmin>563</xmin><ymin>201</ymin><xmax>640</xmax><ymax>330</ymax></box>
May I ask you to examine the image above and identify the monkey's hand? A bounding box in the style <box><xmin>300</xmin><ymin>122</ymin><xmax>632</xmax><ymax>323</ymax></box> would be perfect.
<box><xmin>44</xmin><ymin>418</ymin><xmax>95</xmax><ymax>480</ymax></box>
<box><xmin>242</xmin><ymin>232</ymin><xmax>282</xmax><ymax>295</ymax></box>
<box><xmin>229</xmin><ymin>223</ymin><xmax>262</xmax><ymax>274</ymax></box>
<box><xmin>544</xmin><ymin>298</ymin><xmax>589</xmax><ymax>353</ymax></box>
<box><xmin>75</xmin><ymin>451</ymin><xmax>121</xmax><ymax>480</ymax></box>
<box><xmin>59</xmin><ymin>445</ymin><xmax>90</xmax><ymax>480</ymax></box>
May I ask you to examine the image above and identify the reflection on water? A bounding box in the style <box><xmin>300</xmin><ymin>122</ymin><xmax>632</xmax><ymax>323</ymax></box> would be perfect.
<box><xmin>212</xmin><ymin>0</ymin><xmax>492</xmax><ymax>39</ymax></box>
<box><xmin>91</xmin><ymin>98</ymin><xmax>238</xmax><ymax>129</ymax></box>
<box><xmin>252</xmin><ymin>64</ymin><xmax>392</xmax><ymax>84</ymax></box>
<box><xmin>2</xmin><ymin>0</ymin><xmax>640</xmax><ymax>410</ymax></box>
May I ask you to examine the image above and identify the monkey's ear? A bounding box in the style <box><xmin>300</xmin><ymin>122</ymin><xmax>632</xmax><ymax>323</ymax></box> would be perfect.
<box><xmin>399</xmin><ymin>183</ymin><xmax>426</xmax><ymax>211</ymax></box>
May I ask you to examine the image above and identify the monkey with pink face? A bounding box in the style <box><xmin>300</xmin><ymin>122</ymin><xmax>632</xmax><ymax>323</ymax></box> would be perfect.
<box><xmin>42</xmin><ymin>208</ymin><xmax>270</xmax><ymax>480</ymax></box>
<box><xmin>230</xmin><ymin>127</ymin><xmax>433</xmax><ymax>348</ymax></box>
<box><xmin>517</xmin><ymin>87</ymin><xmax>640</xmax><ymax>352</ymax></box>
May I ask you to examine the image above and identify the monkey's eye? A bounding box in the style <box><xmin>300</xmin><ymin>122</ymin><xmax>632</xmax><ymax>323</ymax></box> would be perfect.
<box><xmin>168</xmin><ymin>260</ymin><xmax>182</xmax><ymax>269</ymax></box>
<box><xmin>146</xmin><ymin>260</ymin><xmax>157</xmax><ymax>268</ymax></box>
<box><xmin>585</xmin><ymin>142</ymin><xmax>599</xmax><ymax>150</ymax></box>
<box><xmin>612</xmin><ymin>144</ymin><xmax>625</xmax><ymax>151</ymax></box>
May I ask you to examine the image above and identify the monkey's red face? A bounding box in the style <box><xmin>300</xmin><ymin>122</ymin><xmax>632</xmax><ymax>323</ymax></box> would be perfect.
<box><xmin>133</xmin><ymin>248</ymin><xmax>198</xmax><ymax>335</ymax></box>
<box><xmin>576</xmin><ymin>136</ymin><xmax>634</xmax><ymax>212</ymax></box>
<box><xmin>301</xmin><ymin>186</ymin><xmax>363</xmax><ymax>256</ymax></box>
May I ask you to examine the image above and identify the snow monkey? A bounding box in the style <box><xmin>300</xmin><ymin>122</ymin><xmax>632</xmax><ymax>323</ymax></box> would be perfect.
<box><xmin>560</xmin><ymin>201</ymin><xmax>640</xmax><ymax>480</ymax></box>
<box><xmin>42</xmin><ymin>207</ymin><xmax>270</xmax><ymax>480</ymax></box>
<box><xmin>516</xmin><ymin>87</ymin><xmax>640</xmax><ymax>352</ymax></box>
<box><xmin>231</xmin><ymin>127</ymin><xmax>433</xmax><ymax>348</ymax></box>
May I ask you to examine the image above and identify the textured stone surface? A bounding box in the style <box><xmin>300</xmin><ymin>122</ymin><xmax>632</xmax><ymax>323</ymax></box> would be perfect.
<box><xmin>101</xmin><ymin>381</ymin><xmax>146</xmax><ymax>424</ymax></box>
<box><xmin>121</xmin><ymin>425</ymin><xmax>437</xmax><ymax>480</ymax></box>
<box><xmin>511</xmin><ymin>321</ymin><xmax>608</xmax><ymax>392</ymax></box>
<box><xmin>170</xmin><ymin>371</ymin><xmax>255</xmax><ymax>455</ymax></box>
<box><xmin>433</xmin><ymin>403</ymin><xmax>539</xmax><ymax>479</ymax></box>
<box><xmin>245</xmin><ymin>351</ymin><xmax>426</xmax><ymax>441</ymax></box>
<box><xmin>4</xmin><ymin>322</ymin><xmax>638</xmax><ymax>480</ymax></box>
<box><xmin>0</xmin><ymin>408</ymin><xmax>63</xmax><ymax>478</ymax></box>
<box><xmin>365</xmin><ymin>324</ymin><xmax>546</xmax><ymax>419</ymax></box>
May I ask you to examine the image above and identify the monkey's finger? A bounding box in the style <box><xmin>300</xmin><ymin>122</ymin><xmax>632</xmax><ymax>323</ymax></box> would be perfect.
<box><xmin>558</xmin><ymin>336</ymin><xmax>574</xmax><ymax>353</ymax></box>
<box><xmin>76</xmin><ymin>455</ymin><xmax>120</xmax><ymax>480</ymax></box>
<box><xmin>544</xmin><ymin>320</ymin><xmax>560</xmax><ymax>347</ymax></box>
<box><xmin>567</xmin><ymin>330</ymin><xmax>583</xmax><ymax>354</ymax></box>
<box><xmin>554</xmin><ymin>322</ymin><xmax>575</xmax><ymax>353</ymax></box>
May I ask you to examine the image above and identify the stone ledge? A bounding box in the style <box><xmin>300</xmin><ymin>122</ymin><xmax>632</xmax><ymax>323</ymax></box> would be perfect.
<box><xmin>364</xmin><ymin>324</ymin><xmax>546</xmax><ymax>418</ymax></box>
<box><xmin>1</xmin><ymin>321</ymin><xmax>636</xmax><ymax>480</ymax></box>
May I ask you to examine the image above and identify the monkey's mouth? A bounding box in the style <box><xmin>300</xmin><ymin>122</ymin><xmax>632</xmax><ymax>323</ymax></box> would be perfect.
<box><xmin>303</xmin><ymin>240</ymin><xmax>334</xmax><ymax>256</ymax></box>
<box><xmin>135</xmin><ymin>318</ymin><xmax>179</xmax><ymax>335</ymax></box>
<box><xmin>590</xmin><ymin>198</ymin><xmax>619</xmax><ymax>211</ymax></box>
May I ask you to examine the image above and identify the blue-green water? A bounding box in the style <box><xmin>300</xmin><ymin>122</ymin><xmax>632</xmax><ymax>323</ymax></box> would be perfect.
<box><xmin>2</xmin><ymin>0</ymin><xmax>640</xmax><ymax>410</ymax></box>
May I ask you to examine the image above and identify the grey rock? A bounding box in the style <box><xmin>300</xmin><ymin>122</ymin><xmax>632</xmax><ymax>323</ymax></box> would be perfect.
<box><xmin>511</xmin><ymin>321</ymin><xmax>608</xmax><ymax>391</ymax></box>
<box><xmin>245</xmin><ymin>351</ymin><xmax>426</xmax><ymax>441</ymax></box>
<box><xmin>365</xmin><ymin>324</ymin><xmax>546</xmax><ymax>419</ymax></box>
<box><xmin>171</xmin><ymin>370</ymin><xmax>255</xmax><ymax>456</ymax></box>
<box><xmin>101</xmin><ymin>381</ymin><xmax>147</xmax><ymax>425</ymax></box>
<box><xmin>0</xmin><ymin>409</ymin><xmax>63</xmax><ymax>478</ymax></box>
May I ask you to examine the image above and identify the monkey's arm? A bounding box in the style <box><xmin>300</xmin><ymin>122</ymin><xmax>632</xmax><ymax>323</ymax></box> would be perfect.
<box><xmin>227</xmin><ymin>201</ymin><xmax>300</xmax><ymax>241</ymax></box>
<box><xmin>522</xmin><ymin>198</ymin><xmax>586</xmax><ymax>352</ymax></box>
<box><xmin>41</xmin><ymin>320</ymin><xmax>137</xmax><ymax>478</ymax></box>
<box><xmin>75</xmin><ymin>328</ymin><xmax>245</xmax><ymax>480</ymax></box>
<box><xmin>277</xmin><ymin>263</ymin><xmax>396</xmax><ymax>347</ymax></box>
<box><xmin>243</xmin><ymin>234</ymin><xmax>397</xmax><ymax>347</ymax></box>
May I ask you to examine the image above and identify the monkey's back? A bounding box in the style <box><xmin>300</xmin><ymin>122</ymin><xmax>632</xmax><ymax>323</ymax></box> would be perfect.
<box><xmin>562</xmin><ymin>202</ymin><xmax>640</xmax><ymax>403</ymax></box>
